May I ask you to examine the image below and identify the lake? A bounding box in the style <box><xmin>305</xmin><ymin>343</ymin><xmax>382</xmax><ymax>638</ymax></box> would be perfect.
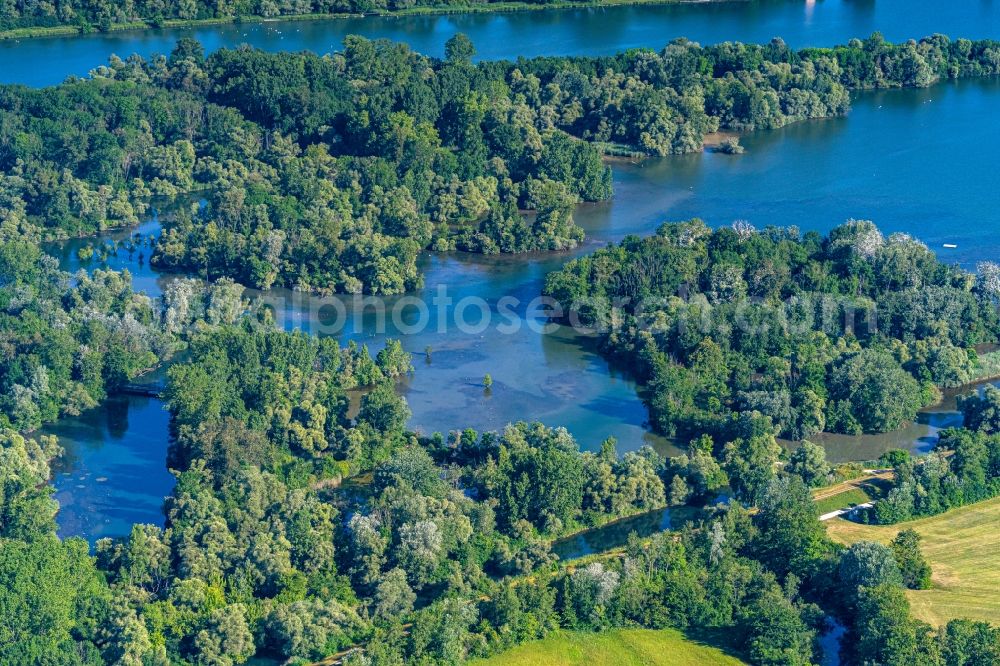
<box><xmin>5</xmin><ymin>0</ymin><xmax>1000</xmax><ymax>88</ymax></box>
<box><xmin>24</xmin><ymin>3</ymin><xmax>1000</xmax><ymax>537</ymax></box>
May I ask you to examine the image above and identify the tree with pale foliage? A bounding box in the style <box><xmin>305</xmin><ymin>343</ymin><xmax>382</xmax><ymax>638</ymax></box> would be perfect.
<box><xmin>976</xmin><ymin>260</ymin><xmax>1000</xmax><ymax>300</ymax></box>
<box><xmin>839</xmin><ymin>541</ymin><xmax>902</xmax><ymax>595</ymax></box>
<box><xmin>263</xmin><ymin>599</ymin><xmax>364</xmax><ymax>661</ymax></box>
<box><xmin>372</xmin><ymin>567</ymin><xmax>416</xmax><ymax>620</ymax></box>
<box><xmin>396</xmin><ymin>520</ymin><xmax>443</xmax><ymax>589</ymax></box>
<box><xmin>192</xmin><ymin>605</ymin><xmax>255</xmax><ymax>666</ymax></box>
<box><xmin>786</xmin><ymin>440</ymin><xmax>832</xmax><ymax>487</ymax></box>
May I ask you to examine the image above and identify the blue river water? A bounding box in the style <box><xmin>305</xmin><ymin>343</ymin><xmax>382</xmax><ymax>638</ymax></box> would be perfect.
<box><xmin>19</xmin><ymin>1</ymin><xmax>1000</xmax><ymax>538</ymax></box>
<box><xmin>4</xmin><ymin>0</ymin><xmax>1000</xmax><ymax>87</ymax></box>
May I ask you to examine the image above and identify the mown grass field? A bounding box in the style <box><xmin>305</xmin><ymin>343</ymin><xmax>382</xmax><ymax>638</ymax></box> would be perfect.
<box><xmin>471</xmin><ymin>629</ymin><xmax>747</xmax><ymax>666</ymax></box>
<box><xmin>826</xmin><ymin>496</ymin><xmax>1000</xmax><ymax>626</ymax></box>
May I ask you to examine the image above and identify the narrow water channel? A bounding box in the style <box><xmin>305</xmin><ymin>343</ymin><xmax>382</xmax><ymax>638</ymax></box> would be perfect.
<box><xmin>40</xmin><ymin>77</ymin><xmax>1000</xmax><ymax>538</ymax></box>
<box><xmin>550</xmin><ymin>505</ymin><xmax>712</xmax><ymax>560</ymax></box>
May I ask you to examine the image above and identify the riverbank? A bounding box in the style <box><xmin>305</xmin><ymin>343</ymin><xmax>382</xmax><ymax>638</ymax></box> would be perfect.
<box><xmin>0</xmin><ymin>0</ymin><xmax>722</xmax><ymax>42</ymax></box>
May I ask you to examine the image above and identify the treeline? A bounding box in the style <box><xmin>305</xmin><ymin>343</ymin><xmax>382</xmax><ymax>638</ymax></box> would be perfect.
<box><xmin>2</xmin><ymin>323</ymin><xmax>999</xmax><ymax>664</ymax></box>
<box><xmin>545</xmin><ymin>219</ymin><xmax>1000</xmax><ymax>439</ymax></box>
<box><xmin>6</xmin><ymin>33</ymin><xmax>1000</xmax><ymax>292</ymax></box>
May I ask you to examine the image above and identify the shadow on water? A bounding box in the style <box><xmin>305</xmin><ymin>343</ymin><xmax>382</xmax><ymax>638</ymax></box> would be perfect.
<box><xmin>41</xmin><ymin>394</ymin><xmax>174</xmax><ymax>542</ymax></box>
<box><xmin>551</xmin><ymin>505</ymin><xmax>704</xmax><ymax>560</ymax></box>
<box><xmin>819</xmin><ymin>617</ymin><xmax>847</xmax><ymax>666</ymax></box>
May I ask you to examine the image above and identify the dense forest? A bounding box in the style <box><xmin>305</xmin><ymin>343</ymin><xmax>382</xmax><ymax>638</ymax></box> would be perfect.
<box><xmin>3</xmin><ymin>323</ymin><xmax>999</xmax><ymax>665</ymax></box>
<box><xmin>545</xmin><ymin>219</ymin><xmax>1000</xmax><ymax>439</ymax></box>
<box><xmin>4</xmin><ymin>33</ymin><xmax>1000</xmax><ymax>292</ymax></box>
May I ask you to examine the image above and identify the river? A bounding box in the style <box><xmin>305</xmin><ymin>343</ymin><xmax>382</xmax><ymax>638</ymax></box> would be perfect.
<box><xmin>6</xmin><ymin>0</ymin><xmax>1000</xmax><ymax>88</ymax></box>
<box><xmin>19</xmin><ymin>3</ymin><xmax>1000</xmax><ymax>538</ymax></box>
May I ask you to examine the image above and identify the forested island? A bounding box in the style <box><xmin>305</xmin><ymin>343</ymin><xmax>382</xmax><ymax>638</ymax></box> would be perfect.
<box><xmin>4</xmin><ymin>33</ymin><xmax>1000</xmax><ymax>293</ymax></box>
<box><xmin>545</xmin><ymin>219</ymin><xmax>1000</xmax><ymax>439</ymax></box>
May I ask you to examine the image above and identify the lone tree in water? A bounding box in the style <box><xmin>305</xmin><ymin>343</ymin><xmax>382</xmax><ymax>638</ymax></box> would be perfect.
<box><xmin>716</xmin><ymin>137</ymin><xmax>745</xmax><ymax>154</ymax></box>
<box><xmin>483</xmin><ymin>374</ymin><xmax>493</xmax><ymax>389</ymax></box>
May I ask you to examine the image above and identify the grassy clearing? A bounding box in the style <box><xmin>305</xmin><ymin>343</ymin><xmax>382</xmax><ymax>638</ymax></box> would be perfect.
<box><xmin>814</xmin><ymin>486</ymin><xmax>875</xmax><ymax>515</ymax></box>
<box><xmin>0</xmin><ymin>23</ymin><xmax>88</xmax><ymax>39</ymax></box>
<box><xmin>825</xmin><ymin>496</ymin><xmax>1000</xmax><ymax>627</ymax></box>
<box><xmin>594</xmin><ymin>141</ymin><xmax>646</xmax><ymax>159</ymax></box>
<box><xmin>471</xmin><ymin>629</ymin><xmax>747</xmax><ymax>666</ymax></box>
<box><xmin>812</xmin><ymin>475</ymin><xmax>893</xmax><ymax>515</ymax></box>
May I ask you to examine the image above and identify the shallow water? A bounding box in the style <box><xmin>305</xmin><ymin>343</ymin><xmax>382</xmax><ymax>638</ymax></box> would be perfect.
<box><xmin>40</xmin><ymin>393</ymin><xmax>174</xmax><ymax>541</ymax></box>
